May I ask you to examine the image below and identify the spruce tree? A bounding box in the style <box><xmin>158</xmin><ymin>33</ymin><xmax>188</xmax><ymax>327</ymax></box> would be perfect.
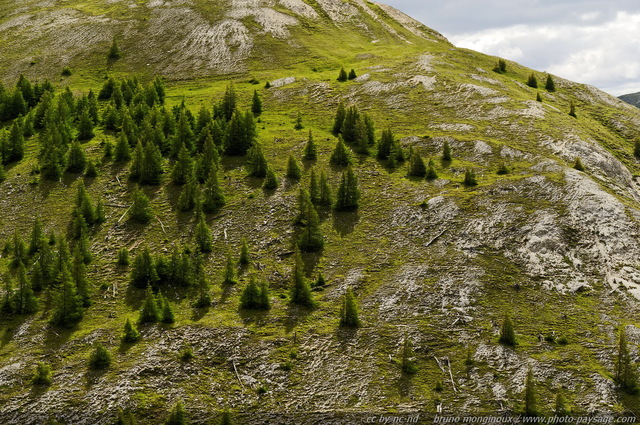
<box><xmin>130</xmin><ymin>247</ymin><xmax>158</xmax><ymax>289</ymax></box>
<box><xmin>523</xmin><ymin>369</ymin><xmax>538</xmax><ymax>417</ymax></box>
<box><xmin>114</xmin><ymin>133</ymin><xmax>132</xmax><ymax>162</ymax></box>
<box><xmin>32</xmin><ymin>362</ymin><xmax>52</xmax><ymax>386</ymax></box>
<box><xmin>171</xmin><ymin>143</ymin><xmax>194</xmax><ymax>185</ymax></box>
<box><xmin>341</xmin><ymin>106</ymin><xmax>360</xmax><ymax>144</ymax></box>
<box><xmin>377</xmin><ymin>128</ymin><xmax>395</xmax><ymax>160</ymax></box>
<box><xmin>615</xmin><ymin>328</ymin><xmax>639</xmax><ymax>394</ymax></box>
<box><xmin>240</xmin><ymin>276</ymin><xmax>268</xmax><ymax>310</ymax></box>
<box><xmin>337</xmin><ymin>67</ymin><xmax>348</xmax><ymax>82</ymax></box>
<box><xmin>294</xmin><ymin>112</ymin><xmax>304</xmax><ymax>130</ymax></box>
<box><xmin>527</xmin><ymin>73</ymin><xmax>538</xmax><ymax>89</ymax></box>
<box><xmin>634</xmin><ymin>140</ymin><xmax>640</xmax><ymax>159</ymax></box>
<box><xmin>239</xmin><ymin>238</ymin><xmax>250</xmax><ymax>265</ymax></box>
<box><xmin>289</xmin><ymin>248</ymin><xmax>315</xmax><ymax>307</ymax></box>
<box><xmin>177</xmin><ymin>172</ymin><xmax>197</xmax><ymax>212</ymax></box>
<box><xmin>573</xmin><ymin>157</ymin><xmax>585</xmax><ymax>171</ymax></box>
<box><xmin>536</xmin><ymin>92</ymin><xmax>542</xmax><ymax>102</ymax></box>
<box><xmin>195</xmin><ymin>133</ymin><xmax>220</xmax><ymax>183</ymax></box>
<box><xmin>165</xmin><ymin>400</ymin><xmax>187</xmax><ymax>425</ymax></box>
<box><xmin>348</xmin><ymin>69</ymin><xmax>357</xmax><ymax>80</ymax></box>
<box><xmin>122</xmin><ymin>318</ymin><xmax>140</xmax><ymax>342</ymax></box>
<box><xmin>6</xmin><ymin>120</ymin><xmax>25</xmax><ymax>163</ymax></box>
<box><xmin>493</xmin><ymin>59</ymin><xmax>507</xmax><ymax>74</ymax></box>
<box><xmin>303</xmin><ymin>130</ymin><xmax>317</xmax><ymax>160</ymax></box>
<box><xmin>286</xmin><ymin>154</ymin><xmax>302</xmax><ymax>181</ymax></box>
<box><xmin>332</xmin><ymin>101</ymin><xmax>346</xmax><ymax>134</ymax></box>
<box><xmin>339</xmin><ymin>287</ymin><xmax>360</xmax><ymax>327</ymax></box>
<box><xmin>554</xmin><ymin>391</ymin><xmax>569</xmax><ymax>416</ymax></box>
<box><xmin>85</xmin><ymin>159</ymin><xmax>98</xmax><ymax>178</ymax></box>
<box><xmin>139</xmin><ymin>285</ymin><xmax>160</xmax><ymax>323</ymax></box>
<box><xmin>129</xmin><ymin>188</ymin><xmax>153</xmax><ymax>224</ymax></box>
<box><xmin>77</xmin><ymin>108</ymin><xmax>94</xmax><ymax>141</ymax></box>
<box><xmin>545</xmin><ymin>74</ymin><xmax>556</xmax><ymax>92</ymax></box>
<box><xmin>251</xmin><ymin>90</ymin><xmax>262</xmax><ymax>115</ymax></box>
<box><xmin>66</xmin><ymin>140</ymin><xmax>87</xmax><ymax>173</ymax></box>
<box><xmin>194</xmin><ymin>214</ymin><xmax>212</xmax><ymax>253</ymax></box>
<box><xmin>334</xmin><ymin>166</ymin><xmax>360</xmax><ymax>211</ymax></box>
<box><xmin>425</xmin><ymin>158</ymin><xmax>438</xmax><ymax>180</ymax></box>
<box><xmin>318</xmin><ymin>170</ymin><xmax>333</xmax><ymax>206</ymax></box>
<box><xmin>401</xmin><ymin>335</ymin><xmax>417</xmax><ymax>374</ymax></box>
<box><xmin>569</xmin><ymin>101</ymin><xmax>577</xmax><ymax>118</ymax></box>
<box><xmin>315</xmin><ymin>272</ymin><xmax>326</xmax><ymax>288</ymax></box>
<box><xmin>223</xmin><ymin>254</ymin><xmax>238</xmax><ymax>285</ymax></box>
<box><xmin>407</xmin><ymin>153</ymin><xmax>426</xmax><ymax>177</ymax></box>
<box><xmin>297</xmin><ymin>194</ymin><xmax>323</xmax><ymax>252</ymax></box>
<box><xmin>117</xmin><ymin>248</ymin><xmax>130</xmax><ymax>266</ymax></box>
<box><xmin>140</xmin><ymin>141</ymin><xmax>164</xmax><ymax>185</ymax></box>
<box><xmin>161</xmin><ymin>295</ymin><xmax>175</xmax><ymax>324</ymax></box>
<box><xmin>12</xmin><ymin>261</ymin><xmax>38</xmax><ymax>314</ymax></box>
<box><xmin>72</xmin><ymin>250</ymin><xmax>92</xmax><ymax>307</ymax></box>
<box><xmin>201</xmin><ymin>166</ymin><xmax>225</xmax><ymax>213</ymax></box>
<box><xmin>309</xmin><ymin>169</ymin><xmax>320</xmax><ymax>205</ymax></box>
<box><xmin>246</xmin><ymin>142</ymin><xmax>268</xmax><ymax>178</ymax></box>
<box><xmin>194</xmin><ymin>254</ymin><xmax>211</xmax><ymax>308</ymax></box>
<box><xmin>262</xmin><ymin>166</ymin><xmax>279</xmax><ymax>190</ymax></box>
<box><xmin>329</xmin><ymin>136</ymin><xmax>352</xmax><ymax>167</ymax></box>
<box><xmin>89</xmin><ymin>343</ymin><xmax>111</xmax><ymax>369</ymax></box>
<box><xmin>224</xmin><ymin>110</ymin><xmax>256</xmax><ymax>156</ymax></box>
<box><xmin>442</xmin><ymin>140</ymin><xmax>452</xmax><ymax>162</ymax></box>
<box><xmin>463</xmin><ymin>169</ymin><xmax>478</xmax><ymax>186</ymax></box>
<box><xmin>499</xmin><ymin>315</ymin><xmax>517</xmax><ymax>346</ymax></box>
<box><xmin>50</xmin><ymin>266</ymin><xmax>83</xmax><ymax>327</ymax></box>
<box><xmin>28</xmin><ymin>217</ymin><xmax>46</xmax><ymax>255</ymax></box>
<box><xmin>108</xmin><ymin>38</ymin><xmax>122</xmax><ymax>60</ymax></box>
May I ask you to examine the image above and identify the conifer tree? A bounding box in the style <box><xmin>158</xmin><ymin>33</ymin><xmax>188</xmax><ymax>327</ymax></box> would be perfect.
<box><xmin>634</xmin><ymin>140</ymin><xmax>640</xmax><ymax>159</ymax></box>
<box><xmin>0</xmin><ymin>154</ymin><xmax>5</xmax><ymax>182</ymax></box>
<box><xmin>114</xmin><ymin>133</ymin><xmax>132</xmax><ymax>162</ymax></box>
<box><xmin>31</xmin><ymin>362</ymin><xmax>52</xmax><ymax>386</ymax></box>
<box><xmin>497</xmin><ymin>163</ymin><xmax>510</xmax><ymax>175</ymax></box>
<box><xmin>262</xmin><ymin>166</ymin><xmax>278</xmax><ymax>190</ymax></box>
<box><xmin>536</xmin><ymin>92</ymin><xmax>542</xmax><ymax>102</ymax></box>
<box><xmin>341</xmin><ymin>106</ymin><xmax>360</xmax><ymax>144</ymax></box>
<box><xmin>72</xmin><ymin>250</ymin><xmax>92</xmax><ymax>307</ymax></box>
<box><xmin>173</xmin><ymin>110</ymin><xmax>195</xmax><ymax>156</ymax></box>
<box><xmin>463</xmin><ymin>169</ymin><xmax>478</xmax><ymax>186</ymax></box>
<box><xmin>139</xmin><ymin>285</ymin><xmax>160</xmax><ymax>323</ymax></box>
<box><xmin>77</xmin><ymin>108</ymin><xmax>94</xmax><ymax>141</ymax></box>
<box><xmin>6</xmin><ymin>120</ymin><xmax>25</xmax><ymax>163</ymax></box>
<box><xmin>195</xmin><ymin>134</ymin><xmax>220</xmax><ymax>183</ymax></box>
<box><xmin>122</xmin><ymin>318</ymin><xmax>140</xmax><ymax>342</ymax></box>
<box><xmin>66</xmin><ymin>140</ymin><xmax>87</xmax><ymax>173</ymax></box>
<box><xmin>194</xmin><ymin>214</ymin><xmax>212</xmax><ymax>253</ymax></box>
<box><xmin>165</xmin><ymin>401</ymin><xmax>187</xmax><ymax>425</ymax></box>
<box><xmin>85</xmin><ymin>159</ymin><xmax>98</xmax><ymax>178</ymax></box>
<box><xmin>171</xmin><ymin>143</ymin><xmax>194</xmax><ymax>185</ymax></box>
<box><xmin>286</xmin><ymin>154</ymin><xmax>302</xmax><ymax>181</ymax></box>
<box><xmin>401</xmin><ymin>335</ymin><xmax>417</xmax><ymax>374</ymax></box>
<box><xmin>294</xmin><ymin>112</ymin><xmax>304</xmax><ymax>130</ymax></box>
<box><xmin>10</xmin><ymin>232</ymin><xmax>27</xmax><ymax>269</ymax></box>
<box><xmin>117</xmin><ymin>248</ymin><xmax>130</xmax><ymax>266</ymax></box>
<box><xmin>289</xmin><ymin>248</ymin><xmax>315</xmax><ymax>307</ymax></box>
<box><xmin>332</xmin><ymin>101</ymin><xmax>347</xmax><ymax>135</ymax></box>
<box><xmin>303</xmin><ymin>130</ymin><xmax>317</xmax><ymax>160</ymax></box>
<box><xmin>140</xmin><ymin>141</ymin><xmax>164</xmax><ymax>185</ymax></box>
<box><xmin>241</xmin><ymin>276</ymin><xmax>270</xmax><ymax>310</ymax></box>
<box><xmin>50</xmin><ymin>266</ymin><xmax>83</xmax><ymax>327</ymax></box>
<box><xmin>334</xmin><ymin>166</ymin><xmax>360</xmax><ymax>211</ymax></box>
<box><xmin>337</xmin><ymin>67</ymin><xmax>348</xmax><ymax>82</ymax></box>
<box><xmin>224</xmin><ymin>110</ymin><xmax>256</xmax><ymax>156</ymax></box>
<box><xmin>89</xmin><ymin>343</ymin><xmax>111</xmax><ymax>369</ymax></box>
<box><xmin>554</xmin><ymin>391</ymin><xmax>569</xmax><ymax>416</ymax></box>
<box><xmin>348</xmin><ymin>69</ymin><xmax>357</xmax><ymax>80</ymax></box>
<box><xmin>354</xmin><ymin>117</ymin><xmax>370</xmax><ymax>155</ymax></box>
<box><xmin>545</xmin><ymin>74</ymin><xmax>556</xmax><ymax>92</ymax></box>
<box><xmin>28</xmin><ymin>217</ymin><xmax>46</xmax><ymax>255</ymax></box>
<box><xmin>573</xmin><ymin>157</ymin><xmax>585</xmax><ymax>171</ymax></box>
<box><xmin>251</xmin><ymin>90</ymin><xmax>262</xmax><ymax>115</ymax></box>
<box><xmin>131</xmin><ymin>247</ymin><xmax>158</xmax><ymax>289</ymax></box>
<box><xmin>108</xmin><ymin>38</ymin><xmax>122</xmax><ymax>60</ymax></box>
<box><xmin>493</xmin><ymin>59</ymin><xmax>507</xmax><ymax>74</ymax></box>
<box><xmin>129</xmin><ymin>188</ymin><xmax>153</xmax><ymax>224</ymax></box>
<box><xmin>239</xmin><ymin>238</ymin><xmax>250</xmax><ymax>265</ymax></box>
<box><xmin>569</xmin><ymin>101</ymin><xmax>577</xmax><ymax>118</ymax></box>
<box><xmin>615</xmin><ymin>328</ymin><xmax>639</xmax><ymax>394</ymax></box>
<box><xmin>246</xmin><ymin>142</ymin><xmax>268</xmax><ymax>178</ymax></box>
<box><xmin>329</xmin><ymin>136</ymin><xmax>352</xmax><ymax>167</ymax></box>
<box><xmin>194</xmin><ymin>254</ymin><xmax>211</xmax><ymax>308</ymax></box>
<box><xmin>339</xmin><ymin>287</ymin><xmax>360</xmax><ymax>327</ymax></box>
<box><xmin>161</xmin><ymin>294</ymin><xmax>175</xmax><ymax>324</ymax></box>
<box><xmin>177</xmin><ymin>172</ymin><xmax>198</xmax><ymax>212</ymax></box>
<box><xmin>201</xmin><ymin>166</ymin><xmax>225</xmax><ymax>213</ymax></box>
<box><xmin>442</xmin><ymin>140</ymin><xmax>452</xmax><ymax>162</ymax></box>
<box><xmin>223</xmin><ymin>253</ymin><xmax>238</xmax><ymax>285</ymax></box>
<box><xmin>309</xmin><ymin>169</ymin><xmax>320</xmax><ymax>205</ymax></box>
<box><xmin>12</xmin><ymin>261</ymin><xmax>38</xmax><ymax>314</ymax></box>
<box><xmin>426</xmin><ymin>158</ymin><xmax>438</xmax><ymax>180</ymax></box>
<box><xmin>523</xmin><ymin>369</ymin><xmax>538</xmax><ymax>417</ymax></box>
<box><xmin>318</xmin><ymin>170</ymin><xmax>333</xmax><ymax>206</ymax></box>
<box><xmin>527</xmin><ymin>73</ymin><xmax>538</xmax><ymax>89</ymax></box>
<box><xmin>2</xmin><ymin>277</ymin><xmax>13</xmax><ymax>314</ymax></box>
<box><xmin>220</xmin><ymin>410</ymin><xmax>233</xmax><ymax>425</ymax></box>
<box><xmin>499</xmin><ymin>315</ymin><xmax>517</xmax><ymax>346</ymax></box>
<box><xmin>297</xmin><ymin>194</ymin><xmax>323</xmax><ymax>252</ymax></box>
<box><xmin>218</xmin><ymin>84</ymin><xmax>237</xmax><ymax>122</ymax></box>
<box><xmin>377</xmin><ymin>128</ymin><xmax>395</xmax><ymax>160</ymax></box>
<box><xmin>315</xmin><ymin>272</ymin><xmax>326</xmax><ymax>288</ymax></box>
<box><xmin>407</xmin><ymin>153</ymin><xmax>426</xmax><ymax>177</ymax></box>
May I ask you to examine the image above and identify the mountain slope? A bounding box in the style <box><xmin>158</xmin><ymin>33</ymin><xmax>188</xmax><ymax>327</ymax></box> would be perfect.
<box><xmin>619</xmin><ymin>92</ymin><xmax>640</xmax><ymax>109</ymax></box>
<box><xmin>1</xmin><ymin>1</ymin><xmax>640</xmax><ymax>423</ymax></box>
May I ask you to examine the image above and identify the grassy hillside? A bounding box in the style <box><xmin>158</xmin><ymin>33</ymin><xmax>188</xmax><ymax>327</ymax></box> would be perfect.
<box><xmin>1</xmin><ymin>1</ymin><xmax>640</xmax><ymax>424</ymax></box>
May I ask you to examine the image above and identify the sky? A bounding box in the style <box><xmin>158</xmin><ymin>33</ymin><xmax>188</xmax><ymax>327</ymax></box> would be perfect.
<box><xmin>382</xmin><ymin>0</ymin><xmax>640</xmax><ymax>96</ymax></box>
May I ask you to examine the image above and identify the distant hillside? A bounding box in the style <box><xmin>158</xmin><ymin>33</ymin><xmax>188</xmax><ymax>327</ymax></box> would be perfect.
<box><xmin>619</xmin><ymin>91</ymin><xmax>640</xmax><ymax>108</ymax></box>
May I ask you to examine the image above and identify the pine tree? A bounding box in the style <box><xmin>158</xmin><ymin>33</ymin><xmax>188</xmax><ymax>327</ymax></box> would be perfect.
<box><xmin>523</xmin><ymin>369</ymin><xmax>538</xmax><ymax>417</ymax></box>
<box><xmin>332</xmin><ymin>101</ymin><xmax>347</xmax><ymax>134</ymax></box>
<box><xmin>615</xmin><ymin>328</ymin><xmax>639</xmax><ymax>394</ymax></box>
<box><xmin>401</xmin><ymin>335</ymin><xmax>417</xmax><ymax>374</ymax></box>
<box><xmin>194</xmin><ymin>254</ymin><xmax>211</xmax><ymax>308</ymax></box>
<box><xmin>297</xmin><ymin>194</ymin><xmax>323</xmax><ymax>252</ymax></box>
<box><xmin>177</xmin><ymin>172</ymin><xmax>197</xmax><ymax>212</ymax></box>
<box><xmin>66</xmin><ymin>140</ymin><xmax>87</xmax><ymax>173</ymax></box>
<box><xmin>527</xmin><ymin>73</ymin><xmax>538</xmax><ymax>89</ymax></box>
<box><xmin>218</xmin><ymin>84</ymin><xmax>237</xmax><ymax>122</ymax></box>
<box><xmin>303</xmin><ymin>130</ymin><xmax>317</xmax><ymax>160</ymax></box>
<box><xmin>239</xmin><ymin>238</ymin><xmax>250</xmax><ymax>265</ymax></box>
<box><xmin>117</xmin><ymin>248</ymin><xmax>130</xmax><ymax>266</ymax></box>
<box><xmin>114</xmin><ymin>133</ymin><xmax>132</xmax><ymax>162</ymax></box>
<box><xmin>499</xmin><ymin>315</ymin><xmax>517</xmax><ymax>346</ymax></box>
<box><xmin>161</xmin><ymin>294</ymin><xmax>175</xmax><ymax>324</ymax></box>
<box><xmin>334</xmin><ymin>166</ymin><xmax>360</xmax><ymax>211</ymax></box>
<box><xmin>337</xmin><ymin>67</ymin><xmax>348</xmax><ymax>82</ymax></box>
<box><xmin>554</xmin><ymin>391</ymin><xmax>569</xmax><ymax>416</ymax></box>
<box><xmin>314</xmin><ymin>272</ymin><xmax>326</xmax><ymax>288</ymax></box>
<box><xmin>85</xmin><ymin>159</ymin><xmax>98</xmax><ymax>178</ymax></box>
<box><xmin>50</xmin><ymin>266</ymin><xmax>83</xmax><ymax>327</ymax></box>
<box><xmin>245</xmin><ymin>142</ymin><xmax>268</xmax><ymax>178</ymax></box>
<box><xmin>493</xmin><ymin>59</ymin><xmax>507</xmax><ymax>74</ymax></box>
<box><xmin>407</xmin><ymin>153</ymin><xmax>426</xmax><ymax>177</ymax></box>
<box><xmin>634</xmin><ymin>140</ymin><xmax>640</xmax><ymax>159</ymax></box>
<box><xmin>171</xmin><ymin>143</ymin><xmax>194</xmax><ymax>185</ymax></box>
<box><xmin>122</xmin><ymin>318</ymin><xmax>140</xmax><ymax>342</ymax></box>
<box><xmin>463</xmin><ymin>169</ymin><xmax>478</xmax><ymax>186</ymax></box>
<box><xmin>223</xmin><ymin>254</ymin><xmax>238</xmax><ymax>285</ymax></box>
<box><xmin>442</xmin><ymin>140</ymin><xmax>452</xmax><ymax>162</ymax></box>
<box><xmin>289</xmin><ymin>248</ymin><xmax>315</xmax><ymax>307</ymax></box>
<box><xmin>12</xmin><ymin>261</ymin><xmax>38</xmax><ymax>314</ymax></box>
<box><xmin>294</xmin><ymin>112</ymin><xmax>304</xmax><ymax>130</ymax></box>
<box><xmin>201</xmin><ymin>166</ymin><xmax>225</xmax><ymax>213</ymax></box>
<box><xmin>573</xmin><ymin>157</ymin><xmax>585</xmax><ymax>171</ymax></box>
<box><xmin>139</xmin><ymin>285</ymin><xmax>160</xmax><ymax>323</ymax></box>
<box><xmin>318</xmin><ymin>170</ymin><xmax>333</xmax><ymax>206</ymax></box>
<box><xmin>31</xmin><ymin>362</ymin><xmax>52</xmax><ymax>386</ymax></box>
<box><xmin>28</xmin><ymin>217</ymin><xmax>46</xmax><ymax>255</ymax></box>
<box><xmin>140</xmin><ymin>141</ymin><xmax>164</xmax><ymax>185</ymax></box>
<box><xmin>72</xmin><ymin>250</ymin><xmax>92</xmax><ymax>307</ymax></box>
<box><xmin>425</xmin><ymin>158</ymin><xmax>438</xmax><ymax>180</ymax></box>
<box><xmin>536</xmin><ymin>92</ymin><xmax>542</xmax><ymax>102</ymax></box>
<box><xmin>89</xmin><ymin>343</ymin><xmax>111</xmax><ymax>369</ymax></box>
<box><xmin>339</xmin><ymin>287</ymin><xmax>360</xmax><ymax>327</ymax></box>
<box><xmin>108</xmin><ymin>38</ymin><xmax>122</xmax><ymax>60</ymax></box>
<box><xmin>286</xmin><ymin>154</ymin><xmax>302</xmax><ymax>181</ymax></box>
<box><xmin>129</xmin><ymin>188</ymin><xmax>153</xmax><ymax>224</ymax></box>
<box><xmin>262</xmin><ymin>166</ymin><xmax>278</xmax><ymax>190</ymax></box>
<box><xmin>329</xmin><ymin>136</ymin><xmax>352</xmax><ymax>167</ymax></box>
<box><xmin>195</xmin><ymin>133</ymin><xmax>220</xmax><ymax>183</ymax></box>
<box><xmin>341</xmin><ymin>106</ymin><xmax>360</xmax><ymax>144</ymax></box>
<box><xmin>569</xmin><ymin>101</ymin><xmax>577</xmax><ymax>118</ymax></box>
<box><xmin>353</xmin><ymin>117</ymin><xmax>370</xmax><ymax>155</ymax></box>
<box><xmin>224</xmin><ymin>110</ymin><xmax>256</xmax><ymax>156</ymax></box>
<box><xmin>348</xmin><ymin>69</ymin><xmax>357</xmax><ymax>80</ymax></box>
<box><xmin>173</xmin><ymin>110</ymin><xmax>195</xmax><ymax>156</ymax></box>
<box><xmin>545</xmin><ymin>74</ymin><xmax>556</xmax><ymax>92</ymax></box>
<box><xmin>77</xmin><ymin>108</ymin><xmax>94</xmax><ymax>141</ymax></box>
<box><xmin>165</xmin><ymin>401</ymin><xmax>187</xmax><ymax>425</ymax></box>
<box><xmin>497</xmin><ymin>162</ymin><xmax>510</xmax><ymax>175</ymax></box>
<box><xmin>251</xmin><ymin>90</ymin><xmax>262</xmax><ymax>115</ymax></box>
<box><xmin>131</xmin><ymin>247</ymin><xmax>158</xmax><ymax>289</ymax></box>
<box><xmin>194</xmin><ymin>214</ymin><xmax>212</xmax><ymax>253</ymax></box>
<box><xmin>377</xmin><ymin>128</ymin><xmax>395</xmax><ymax>160</ymax></box>
<box><xmin>6</xmin><ymin>120</ymin><xmax>25</xmax><ymax>163</ymax></box>
<box><xmin>309</xmin><ymin>169</ymin><xmax>320</xmax><ymax>205</ymax></box>
<box><xmin>240</xmin><ymin>276</ymin><xmax>269</xmax><ymax>310</ymax></box>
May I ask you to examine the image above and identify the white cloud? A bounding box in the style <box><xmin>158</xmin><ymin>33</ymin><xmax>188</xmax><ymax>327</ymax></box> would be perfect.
<box><xmin>448</xmin><ymin>11</ymin><xmax>640</xmax><ymax>95</ymax></box>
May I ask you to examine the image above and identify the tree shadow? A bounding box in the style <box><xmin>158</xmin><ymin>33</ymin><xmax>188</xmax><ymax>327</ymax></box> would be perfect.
<box><xmin>237</xmin><ymin>308</ymin><xmax>269</xmax><ymax>326</ymax></box>
<box><xmin>43</xmin><ymin>324</ymin><xmax>76</xmax><ymax>353</ymax></box>
<box><xmin>300</xmin><ymin>251</ymin><xmax>322</xmax><ymax>276</ymax></box>
<box><xmin>284</xmin><ymin>304</ymin><xmax>315</xmax><ymax>334</ymax></box>
<box><xmin>397</xmin><ymin>371</ymin><xmax>414</xmax><ymax>398</ymax></box>
<box><xmin>332</xmin><ymin>210</ymin><xmax>359</xmax><ymax>237</ymax></box>
<box><xmin>190</xmin><ymin>304</ymin><xmax>211</xmax><ymax>322</ymax></box>
<box><xmin>84</xmin><ymin>367</ymin><xmax>108</xmax><ymax>389</ymax></box>
<box><xmin>218</xmin><ymin>283</ymin><xmax>236</xmax><ymax>304</ymax></box>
